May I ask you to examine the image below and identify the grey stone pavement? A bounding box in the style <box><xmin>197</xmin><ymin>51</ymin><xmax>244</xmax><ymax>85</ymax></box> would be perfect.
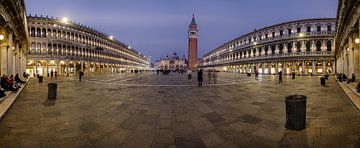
<box><xmin>0</xmin><ymin>72</ymin><xmax>359</xmax><ymax>148</ymax></box>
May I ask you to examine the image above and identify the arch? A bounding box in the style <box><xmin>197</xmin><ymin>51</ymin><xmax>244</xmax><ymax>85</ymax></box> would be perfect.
<box><xmin>306</xmin><ymin>41</ymin><xmax>311</xmax><ymax>52</ymax></box>
<box><xmin>271</xmin><ymin>44</ymin><xmax>276</xmax><ymax>55</ymax></box>
<box><xmin>287</xmin><ymin>42</ymin><xmax>292</xmax><ymax>53</ymax></box>
<box><xmin>296</xmin><ymin>42</ymin><xmax>301</xmax><ymax>52</ymax></box>
<box><xmin>31</xmin><ymin>27</ymin><xmax>35</xmax><ymax>37</ymax></box>
<box><xmin>279</xmin><ymin>43</ymin><xmax>284</xmax><ymax>53</ymax></box>
<box><xmin>36</xmin><ymin>28</ymin><xmax>41</xmax><ymax>37</ymax></box>
<box><xmin>42</xmin><ymin>28</ymin><xmax>46</xmax><ymax>37</ymax></box>
<box><xmin>326</xmin><ymin>40</ymin><xmax>332</xmax><ymax>51</ymax></box>
<box><xmin>316</xmin><ymin>40</ymin><xmax>322</xmax><ymax>51</ymax></box>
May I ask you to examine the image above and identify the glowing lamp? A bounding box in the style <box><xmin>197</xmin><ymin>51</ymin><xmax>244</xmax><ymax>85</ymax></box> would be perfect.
<box><xmin>0</xmin><ymin>34</ymin><xmax>4</xmax><ymax>41</ymax></box>
<box><xmin>355</xmin><ymin>38</ymin><xmax>360</xmax><ymax>44</ymax></box>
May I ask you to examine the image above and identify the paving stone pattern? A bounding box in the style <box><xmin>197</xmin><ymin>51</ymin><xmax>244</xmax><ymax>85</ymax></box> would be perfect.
<box><xmin>0</xmin><ymin>72</ymin><xmax>359</xmax><ymax>147</ymax></box>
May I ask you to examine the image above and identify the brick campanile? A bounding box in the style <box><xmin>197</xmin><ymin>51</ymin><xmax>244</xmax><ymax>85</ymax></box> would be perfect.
<box><xmin>188</xmin><ymin>14</ymin><xmax>198</xmax><ymax>70</ymax></box>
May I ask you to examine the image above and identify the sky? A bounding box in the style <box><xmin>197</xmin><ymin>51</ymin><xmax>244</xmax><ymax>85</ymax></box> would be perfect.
<box><xmin>25</xmin><ymin>0</ymin><xmax>338</xmax><ymax>62</ymax></box>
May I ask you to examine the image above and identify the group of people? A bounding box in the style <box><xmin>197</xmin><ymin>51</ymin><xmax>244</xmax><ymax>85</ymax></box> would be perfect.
<box><xmin>187</xmin><ymin>69</ymin><xmax>217</xmax><ymax>86</ymax></box>
<box><xmin>47</xmin><ymin>70</ymin><xmax>58</xmax><ymax>78</ymax></box>
<box><xmin>0</xmin><ymin>73</ymin><xmax>27</xmax><ymax>95</ymax></box>
<box><xmin>337</xmin><ymin>73</ymin><xmax>355</xmax><ymax>83</ymax></box>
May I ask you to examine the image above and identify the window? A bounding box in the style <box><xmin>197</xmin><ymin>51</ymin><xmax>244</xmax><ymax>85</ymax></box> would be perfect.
<box><xmin>306</xmin><ymin>26</ymin><xmax>311</xmax><ymax>33</ymax></box>
<box><xmin>316</xmin><ymin>40</ymin><xmax>322</xmax><ymax>51</ymax></box>
<box><xmin>253</xmin><ymin>49</ymin><xmax>256</xmax><ymax>56</ymax></box>
<box><xmin>306</xmin><ymin>41</ymin><xmax>311</xmax><ymax>52</ymax></box>
<box><xmin>42</xmin><ymin>29</ymin><xmax>46</xmax><ymax>38</ymax></box>
<box><xmin>297</xmin><ymin>27</ymin><xmax>301</xmax><ymax>33</ymax></box>
<box><xmin>280</xmin><ymin>30</ymin><xmax>283</xmax><ymax>36</ymax></box>
<box><xmin>31</xmin><ymin>28</ymin><xmax>35</xmax><ymax>37</ymax></box>
<box><xmin>271</xmin><ymin>45</ymin><xmax>276</xmax><ymax>55</ymax></box>
<box><xmin>265</xmin><ymin>46</ymin><xmax>269</xmax><ymax>55</ymax></box>
<box><xmin>327</xmin><ymin>25</ymin><xmax>332</xmax><ymax>31</ymax></box>
<box><xmin>279</xmin><ymin>43</ymin><xmax>283</xmax><ymax>53</ymax></box>
<box><xmin>265</xmin><ymin>34</ymin><xmax>268</xmax><ymax>39</ymax></box>
<box><xmin>288</xmin><ymin>29</ymin><xmax>292</xmax><ymax>35</ymax></box>
<box><xmin>296</xmin><ymin>42</ymin><xmax>301</xmax><ymax>52</ymax></box>
<box><xmin>272</xmin><ymin>32</ymin><xmax>275</xmax><ymax>38</ymax></box>
<box><xmin>327</xmin><ymin>41</ymin><xmax>332</xmax><ymax>51</ymax></box>
<box><xmin>258</xmin><ymin>35</ymin><xmax>262</xmax><ymax>40</ymax></box>
<box><xmin>253</xmin><ymin>37</ymin><xmax>256</xmax><ymax>41</ymax></box>
<box><xmin>248</xmin><ymin>38</ymin><xmax>251</xmax><ymax>43</ymax></box>
<box><xmin>259</xmin><ymin>48</ymin><xmax>262</xmax><ymax>56</ymax></box>
<box><xmin>317</xmin><ymin>25</ymin><xmax>321</xmax><ymax>32</ymax></box>
<box><xmin>36</xmin><ymin>28</ymin><xmax>41</xmax><ymax>37</ymax></box>
<box><xmin>287</xmin><ymin>42</ymin><xmax>292</xmax><ymax>53</ymax></box>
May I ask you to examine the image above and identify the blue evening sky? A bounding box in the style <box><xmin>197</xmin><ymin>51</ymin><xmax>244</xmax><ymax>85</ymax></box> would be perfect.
<box><xmin>25</xmin><ymin>0</ymin><xmax>338</xmax><ymax>62</ymax></box>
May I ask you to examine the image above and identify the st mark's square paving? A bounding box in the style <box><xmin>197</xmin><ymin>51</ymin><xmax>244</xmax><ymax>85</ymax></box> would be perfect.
<box><xmin>0</xmin><ymin>73</ymin><xmax>359</xmax><ymax>147</ymax></box>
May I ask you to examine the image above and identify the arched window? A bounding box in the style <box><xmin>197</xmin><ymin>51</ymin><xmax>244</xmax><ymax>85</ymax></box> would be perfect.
<box><xmin>287</xmin><ymin>42</ymin><xmax>292</xmax><ymax>53</ymax></box>
<box><xmin>279</xmin><ymin>43</ymin><xmax>283</xmax><ymax>54</ymax></box>
<box><xmin>30</xmin><ymin>42</ymin><xmax>35</xmax><ymax>54</ymax></box>
<box><xmin>327</xmin><ymin>41</ymin><xmax>332</xmax><ymax>51</ymax></box>
<box><xmin>42</xmin><ymin>29</ymin><xmax>46</xmax><ymax>38</ymax></box>
<box><xmin>306</xmin><ymin>41</ymin><xmax>311</xmax><ymax>52</ymax></box>
<box><xmin>316</xmin><ymin>40</ymin><xmax>322</xmax><ymax>51</ymax></box>
<box><xmin>36</xmin><ymin>28</ymin><xmax>41</xmax><ymax>37</ymax></box>
<box><xmin>259</xmin><ymin>47</ymin><xmax>262</xmax><ymax>56</ymax></box>
<box><xmin>31</xmin><ymin>28</ymin><xmax>35</xmax><ymax>37</ymax></box>
<box><xmin>265</xmin><ymin>46</ymin><xmax>269</xmax><ymax>55</ymax></box>
<box><xmin>296</xmin><ymin>42</ymin><xmax>301</xmax><ymax>52</ymax></box>
<box><xmin>271</xmin><ymin>45</ymin><xmax>276</xmax><ymax>55</ymax></box>
<box><xmin>253</xmin><ymin>49</ymin><xmax>256</xmax><ymax>56</ymax></box>
<box><xmin>48</xmin><ymin>44</ymin><xmax>52</xmax><ymax>54</ymax></box>
<box><xmin>36</xmin><ymin>43</ymin><xmax>41</xmax><ymax>54</ymax></box>
<box><xmin>47</xmin><ymin>29</ymin><xmax>51</xmax><ymax>37</ymax></box>
<box><xmin>42</xmin><ymin>43</ymin><xmax>46</xmax><ymax>54</ymax></box>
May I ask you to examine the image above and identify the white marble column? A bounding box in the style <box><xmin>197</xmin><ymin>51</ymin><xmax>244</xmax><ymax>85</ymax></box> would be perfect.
<box><xmin>302</xmin><ymin>61</ymin><xmax>305</xmax><ymax>75</ymax></box>
<box><xmin>312</xmin><ymin>60</ymin><xmax>316</xmax><ymax>75</ymax></box>
<box><xmin>322</xmin><ymin>60</ymin><xmax>326</xmax><ymax>74</ymax></box>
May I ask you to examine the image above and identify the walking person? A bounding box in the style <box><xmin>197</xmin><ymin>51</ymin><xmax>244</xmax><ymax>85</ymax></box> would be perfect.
<box><xmin>50</xmin><ymin>70</ymin><xmax>53</xmax><ymax>78</ymax></box>
<box><xmin>79</xmin><ymin>71</ymin><xmax>83</xmax><ymax>82</ymax></box>
<box><xmin>187</xmin><ymin>69</ymin><xmax>192</xmax><ymax>80</ymax></box>
<box><xmin>212</xmin><ymin>70</ymin><xmax>217</xmax><ymax>84</ymax></box>
<box><xmin>255</xmin><ymin>70</ymin><xmax>259</xmax><ymax>80</ymax></box>
<box><xmin>278</xmin><ymin>70</ymin><xmax>283</xmax><ymax>83</ymax></box>
<box><xmin>292</xmin><ymin>71</ymin><xmax>295</xmax><ymax>79</ymax></box>
<box><xmin>55</xmin><ymin>71</ymin><xmax>58</xmax><ymax>79</ymax></box>
<box><xmin>208</xmin><ymin>70</ymin><xmax>212</xmax><ymax>84</ymax></box>
<box><xmin>198</xmin><ymin>69</ymin><xmax>203</xmax><ymax>86</ymax></box>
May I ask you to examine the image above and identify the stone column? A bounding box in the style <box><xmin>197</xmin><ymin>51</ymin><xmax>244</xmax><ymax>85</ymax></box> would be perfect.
<box><xmin>333</xmin><ymin>60</ymin><xmax>336</xmax><ymax>75</ymax></box>
<box><xmin>348</xmin><ymin>36</ymin><xmax>354</xmax><ymax>75</ymax></box>
<box><xmin>275</xmin><ymin>62</ymin><xmax>278</xmax><ymax>74</ymax></box>
<box><xmin>282</xmin><ymin>61</ymin><xmax>286</xmax><ymax>74</ymax></box>
<box><xmin>322</xmin><ymin>60</ymin><xmax>326</xmax><ymax>74</ymax></box>
<box><xmin>312</xmin><ymin>60</ymin><xmax>316</xmax><ymax>75</ymax></box>
<box><xmin>73</xmin><ymin>62</ymin><xmax>76</xmax><ymax>75</ymax></box>
<box><xmin>81</xmin><ymin>61</ymin><xmax>84</xmax><ymax>72</ymax></box>
<box><xmin>302</xmin><ymin>61</ymin><xmax>305</xmax><ymax>75</ymax></box>
<box><xmin>46</xmin><ymin>60</ymin><xmax>49</xmax><ymax>77</ymax></box>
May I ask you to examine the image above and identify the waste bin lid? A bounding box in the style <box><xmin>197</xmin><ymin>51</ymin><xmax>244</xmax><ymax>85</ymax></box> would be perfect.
<box><xmin>286</xmin><ymin>94</ymin><xmax>306</xmax><ymax>101</ymax></box>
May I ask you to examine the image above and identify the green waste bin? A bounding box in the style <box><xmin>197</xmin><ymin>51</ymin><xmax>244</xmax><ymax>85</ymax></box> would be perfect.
<box><xmin>285</xmin><ymin>94</ymin><xmax>307</xmax><ymax>130</ymax></box>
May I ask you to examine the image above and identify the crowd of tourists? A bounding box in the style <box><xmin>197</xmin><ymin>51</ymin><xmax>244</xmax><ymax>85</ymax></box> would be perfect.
<box><xmin>0</xmin><ymin>72</ymin><xmax>28</xmax><ymax>98</ymax></box>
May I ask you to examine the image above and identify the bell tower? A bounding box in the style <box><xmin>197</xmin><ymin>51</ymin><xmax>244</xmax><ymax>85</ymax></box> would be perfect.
<box><xmin>188</xmin><ymin>14</ymin><xmax>198</xmax><ymax>69</ymax></box>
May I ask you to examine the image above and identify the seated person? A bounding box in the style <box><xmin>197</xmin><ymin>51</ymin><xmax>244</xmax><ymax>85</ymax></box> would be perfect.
<box><xmin>357</xmin><ymin>82</ymin><xmax>360</xmax><ymax>93</ymax></box>
<box><xmin>15</xmin><ymin>74</ymin><xmax>25</xmax><ymax>84</ymax></box>
<box><xmin>350</xmin><ymin>74</ymin><xmax>356</xmax><ymax>82</ymax></box>
<box><xmin>1</xmin><ymin>75</ymin><xmax>14</xmax><ymax>91</ymax></box>
<box><xmin>342</xmin><ymin>74</ymin><xmax>348</xmax><ymax>82</ymax></box>
<box><xmin>9</xmin><ymin>75</ymin><xmax>21</xmax><ymax>89</ymax></box>
<box><xmin>23</xmin><ymin>72</ymin><xmax>28</xmax><ymax>79</ymax></box>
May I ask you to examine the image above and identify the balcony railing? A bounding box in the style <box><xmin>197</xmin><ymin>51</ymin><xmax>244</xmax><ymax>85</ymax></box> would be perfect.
<box><xmin>203</xmin><ymin>51</ymin><xmax>334</xmax><ymax>66</ymax></box>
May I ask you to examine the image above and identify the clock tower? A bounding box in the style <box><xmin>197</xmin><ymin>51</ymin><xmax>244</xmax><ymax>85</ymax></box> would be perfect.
<box><xmin>188</xmin><ymin>14</ymin><xmax>198</xmax><ymax>69</ymax></box>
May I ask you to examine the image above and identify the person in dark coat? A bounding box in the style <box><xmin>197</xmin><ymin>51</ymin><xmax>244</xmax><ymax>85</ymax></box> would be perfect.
<box><xmin>278</xmin><ymin>71</ymin><xmax>283</xmax><ymax>83</ymax></box>
<box><xmin>15</xmin><ymin>74</ymin><xmax>25</xmax><ymax>84</ymax></box>
<box><xmin>198</xmin><ymin>69</ymin><xmax>203</xmax><ymax>86</ymax></box>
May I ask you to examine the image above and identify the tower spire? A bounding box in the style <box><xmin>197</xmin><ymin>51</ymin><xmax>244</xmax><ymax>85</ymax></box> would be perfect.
<box><xmin>191</xmin><ymin>14</ymin><xmax>196</xmax><ymax>25</ymax></box>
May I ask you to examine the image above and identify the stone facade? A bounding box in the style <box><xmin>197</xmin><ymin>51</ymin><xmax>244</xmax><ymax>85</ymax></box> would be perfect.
<box><xmin>157</xmin><ymin>52</ymin><xmax>187</xmax><ymax>71</ymax></box>
<box><xmin>201</xmin><ymin>18</ymin><xmax>336</xmax><ymax>75</ymax></box>
<box><xmin>26</xmin><ymin>15</ymin><xmax>150</xmax><ymax>76</ymax></box>
<box><xmin>0</xmin><ymin>0</ymin><xmax>29</xmax><ymax>77</ymax></box>
<box><xmin>335</xmin><ymin>0</ymin><xmax>360</xmax><ymax>78</ymax></box>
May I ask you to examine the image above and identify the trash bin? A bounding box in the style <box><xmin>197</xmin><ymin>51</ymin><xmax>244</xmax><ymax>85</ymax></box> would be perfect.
<box><xmin>285</xmin><ymin>94</ymin><xmax>307</xmax><ymax>130</ymax></box>
<box><xmin>38</xmin><ymin>76</ymin><xmax>43</xmax><ymax>83</ymax></box>
<box><xmin>320</xmin><ymin>77</ymin><xmax>326</xmax><ymax>86</ymax></box>
<box><xmin>48</xmin><ymin>83</ymin><xmax>57</xmax><ymax>99</ymax></box>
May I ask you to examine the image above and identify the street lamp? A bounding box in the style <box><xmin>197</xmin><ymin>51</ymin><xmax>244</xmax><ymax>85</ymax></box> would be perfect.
<box><xmin>0</xmin><ymin>34</ymin><xmax>4</xmax><ymax>41</ymax></box>
<box><xmin>355</xmin><ymin>38</ymin><xmax>360</xmax><ymax>44</ymax></box>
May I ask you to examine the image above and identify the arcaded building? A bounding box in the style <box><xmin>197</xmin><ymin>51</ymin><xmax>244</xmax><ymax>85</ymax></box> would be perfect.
<box><xmin>202</xmin><ymin>18</ymin><xmax>336</xmax><ymax>75</ymax></box>
<box><xmin>0</xmin><ymin>0</ymin><xmax>29</xmax><ymax>76</ymax></box>
<box><xmin>26</xmin><ymin>15</ymin><xmax>150</xmax><ymax>76</ymax></box>
<box><xmin>335</xmin><ymin>0</ymin><xmax>360</xmax><ymax>78</ymax></box>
